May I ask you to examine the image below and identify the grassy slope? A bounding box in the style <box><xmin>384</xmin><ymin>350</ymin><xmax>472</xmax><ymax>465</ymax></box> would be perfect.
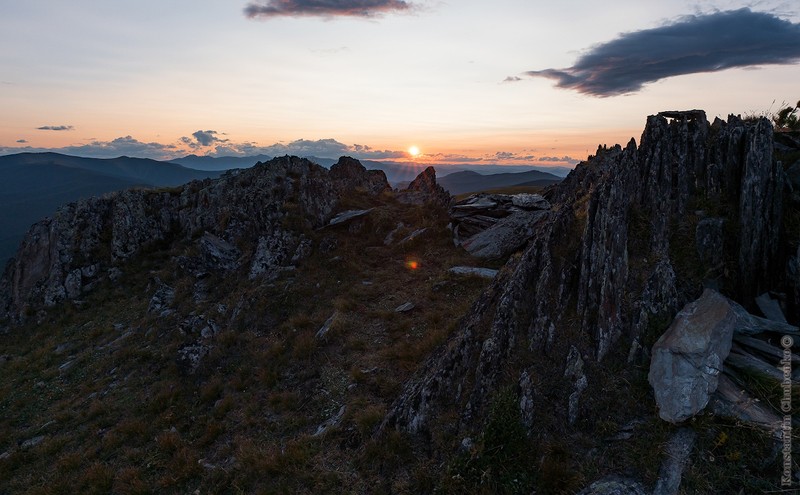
<box><xmin>0</xmin><ymin>191</ymin><xmax>492</xmax><ymax>494</ymax></box>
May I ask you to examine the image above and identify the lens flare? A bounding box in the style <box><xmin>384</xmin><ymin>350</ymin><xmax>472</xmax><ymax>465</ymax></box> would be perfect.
<box><xmin>406</xmin><ymin>259</ymin><xmax>419</xmax><ymax>270</ymax></box>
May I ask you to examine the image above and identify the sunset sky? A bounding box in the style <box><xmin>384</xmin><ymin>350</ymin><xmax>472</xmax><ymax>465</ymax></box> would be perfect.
<box><xmin>1</xmin><ymin>0</ymin><xmax>799</xmax><ymax>168</ymax></box>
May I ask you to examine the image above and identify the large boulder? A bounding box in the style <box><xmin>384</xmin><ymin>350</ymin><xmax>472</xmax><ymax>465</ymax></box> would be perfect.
<box><xmin>648</xmin><ymin>289</ymin><xmax>737</xmax><ymax>423</ymax></box>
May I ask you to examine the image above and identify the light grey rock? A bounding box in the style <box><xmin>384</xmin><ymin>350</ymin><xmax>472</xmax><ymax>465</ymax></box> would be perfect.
<box><xmin>249</xmin><ymin>231</ymin><xmax>294</xmax><ymax>280</ymax></box>
<box><xmin>653</xmin><ymin>427</ymin><xmax>696</xmax><ymax>495</ymax></box>
<box><xmin>199</xmin><ymin>232</ymin><xmax>240</xmax><ymax>270</ymax></box>
<box><xmin>383</xmin><ymin>222</ymin><xmax>405</xmax><ymax>246</ymax></box>
<box><xmin>460</xmin><ymin>210</ymin><xmax>550</xmax><ymax>259</ymax></box>
<box><xmin>395</xmin><ymin>302</ymin><xmax>415</xmax><ymax>313</ymax></box>
<box><xmin>448</xmin><ymin>266</ymin><xmax>499</xmax><ymax>279</ymax></box>
<box><xmin>316</xmin><ymin>313</ymin><xmax>337</xmax><ymax>340</ymax></box>
<box><xmin>20</xmin><ymin>436</ymin><xmax>45</xmax><ymax>450</ymax></box>
<box><xmin>518</xmin><ymin>370</ymin><xmax>535</xmax><ymax>431</ymax></box>
<box><xmin>648</xmin><ymin>289</ymin><xmax>737</xmax><ymax>423</ymax></box>
<box><xmin>328</xmin><ymin>208</ymin><xmax>373</xmax><ymax>226</ymax></box>
<box><xmin>511</xmin><ymin>193</ymin><xmax>550</xmax><ymax>210</ymax></box>
<box><xmin>564</xmin><ymin>346</ymin><xmax>587</xmax><ymax>425</ymax></box>
<box><xmin>399</xmin><ymin>228</ymin><xmax>428</xmax><ymax>245</ymax></box>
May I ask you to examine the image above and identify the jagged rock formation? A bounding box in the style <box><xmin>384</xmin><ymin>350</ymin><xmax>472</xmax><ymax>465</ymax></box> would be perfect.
<box><xmin>0</xmin><ymin>156</ymin><xmax>391</xmax><ymax>327</ymax></box>
<box><xmin>384</xmin><ymin>111</ymin><xmax>792</xmax><ymax>450</ymax></box>
<box><xmin>396</xmin><ymin>166</ymin><xmax>451</xmax><ymax>207</ymax></box>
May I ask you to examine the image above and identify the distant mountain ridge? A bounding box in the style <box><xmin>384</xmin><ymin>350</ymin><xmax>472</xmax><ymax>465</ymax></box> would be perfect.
<box><xmin>0</xmin><ymin>152</ymin><xmax>221</xmax><ymax>267</ymax></box>
<box><xmin>170</xmin><ymin>154</ymin><xmax>573</xmax><ymax>184</ymax></box>
<box><xmin>436</xmin><ymin>169</ymin><xmax>562</xmax><ymax>195</ymax></box>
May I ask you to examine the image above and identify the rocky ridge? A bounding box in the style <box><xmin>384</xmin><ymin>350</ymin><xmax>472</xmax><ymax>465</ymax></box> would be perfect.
<box><xmin>384</xmin><ymin>111</ymin><xmax>799</xmax><ymax>489</ymax></box>
<box><xmin>0</xmin><ymin>156</ymin><xmax>392</xmax><ymax>329</ymax></box>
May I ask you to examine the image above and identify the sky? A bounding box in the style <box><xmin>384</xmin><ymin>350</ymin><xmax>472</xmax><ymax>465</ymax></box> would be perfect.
<box><xmin>1</xmin><ymin>0</ymin><xmax>799</xmax><ymax>168</ymax></box>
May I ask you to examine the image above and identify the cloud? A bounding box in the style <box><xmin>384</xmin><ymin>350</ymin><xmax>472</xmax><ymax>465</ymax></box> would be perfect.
<box><xmin>182</xmin><ymin>130</ymin><xmax>229</xmax><ymax>148</ymax></box>
<box><xmin>209</xmin><ymin>138</ymin><xmax>406</xmax><ymax>160</ymax></box>
<box><xmin>524</xmin><ymin>8</ymin><xmax>800</xmax><ymax>97</ymax></box>
<box><xmin>244</xmin><ymin>0</ymin><xmax>414</xmax><ymax>19</ymax></box>
<box><xmin>502</xmin><ymin>76</ymin><xmax>522</xmax><ymax>83</ymax></box>
<box><xmin>492</xmin><ymin>151</ymin><xmax>536</xmax><ymax>161</ymax></box>
<box><xmin>16</xmin><ymin>139</ymin><xmax>27</xmax><ymax>143</ymax></box>
<box><xmin>37</xmin><ymin>125</ymin><xmax>74</xmax><ymax>131</ymax></box>
<box><xmin>1</xmin><ymin>136</ymin><xmax>178</xmax><ymax>160</ymax></box>
<box><xmin>538</xmin><ymin>155</ymin><xmax>578</xmax><ymax>163</ymax></box>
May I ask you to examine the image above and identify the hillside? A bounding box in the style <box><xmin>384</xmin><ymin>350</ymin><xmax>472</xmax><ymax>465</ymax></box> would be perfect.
<box><xmin>1</xmin><ymin>114</ymin><xmax>800</xmax><ymax>494</ymax></box>
<box><xmin>0</xmin><ymin>153</ymin><xmax>221</xmax><ymax>268</ymax></box>
<box><xmin>437</xmin><ymin>169</ymin><xmax>562</xmax><ymax>195</ymax></box>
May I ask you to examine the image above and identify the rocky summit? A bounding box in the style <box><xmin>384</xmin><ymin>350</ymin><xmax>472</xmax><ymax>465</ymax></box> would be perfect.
<box><xmin>1</xmin><ymin>113</ymin><xmax>800</xmax><ymax>494</ymax></box>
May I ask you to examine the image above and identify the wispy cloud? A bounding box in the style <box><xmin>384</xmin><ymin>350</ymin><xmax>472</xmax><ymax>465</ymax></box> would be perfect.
<box><xmin>37</xmin><ymin>125</ymin><xmax>74</xmax><ymax>131</ymax></box>
<box><xmin>16</xmin><ymin>139</ymin><xmax>27</xmax><ymax>144</ymax></box>
<box><xmin>244</xmin><ymin>0</ymin><xmax>414</xmax><ymax>19</ymax></box>
<box><xmin>211</xmin><ymin>138</ymin><xmax>406</xmax><ymax>160</ymax></box>
<box><xmin>1</xmin><ymin>136</ymin><xmax>178</xmax><ymax>160</ymax></box>
<box><xmin>524</xmin><ymin>8</ymin><xmax>800</xmax><ymax>97</ymax></box>
<box><xmin>1</xmin><ymin>135</ymin><xmax>406</xmax><ymax>161</ymax></box>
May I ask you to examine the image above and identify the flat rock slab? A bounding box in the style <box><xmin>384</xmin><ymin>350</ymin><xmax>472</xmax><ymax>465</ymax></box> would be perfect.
<box><xmin>649</xmin><ymin>289</ymin><xmax>737</xmax><ymax>423</ymax></box>
<box><xmin>328</xmin><ymin>208</ymin><xmax>373</xmax><ymax>226</ymax></box>
<box><xmin>461</xmin><ymin>209</ymin><xmax>549</xmax><ymax>259</ymax></box>
<box><xmin>448</xmin><ymin>266</ymin><xmax>499</xmax><ymax>279</ymax></box>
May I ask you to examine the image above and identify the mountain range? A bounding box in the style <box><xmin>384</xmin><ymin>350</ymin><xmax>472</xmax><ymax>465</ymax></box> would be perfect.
<box><xmin>0</xmin><ymin>153</ymin><xmax>221</xmax><ymax>267</ymax></box>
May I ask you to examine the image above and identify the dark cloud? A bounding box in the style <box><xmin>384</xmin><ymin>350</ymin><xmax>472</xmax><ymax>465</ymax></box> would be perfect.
<box><xmin>16</xmin><ymin>139</ymin><xmax>27</xmax><ymax>143</ymax></box>
<box><xmin>524</xmin><ymin>8</ymin><xmax>800</xmax><ymax>97</ymax></box>
<box><xmin>37</xmin><ymin>125</ymin><xmax>74</xmax><ymax>131</ymax></box>
<box><xmin>244</xmin><ymin>0</ymin><xmax>414</xmax><ymax>19</ymax></box>
<box><xmin>184</xmin><ymin>130</ymin><xmax>228</xmax><ymax>148</ymax></box>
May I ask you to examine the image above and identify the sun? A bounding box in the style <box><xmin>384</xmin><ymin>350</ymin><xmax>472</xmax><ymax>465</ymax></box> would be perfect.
<box><xmin>408</xmin><ymin>145</ymin><xmax>421</xmax><ymax>157</ymax></box>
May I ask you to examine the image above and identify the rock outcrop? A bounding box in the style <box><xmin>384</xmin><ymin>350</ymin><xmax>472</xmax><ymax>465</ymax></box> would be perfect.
<box><xmin>384</xmin><ymin>111</ymin><xmax>791</xmax><ymax>447</ymax></box>
<box><xmin>396</xmin><ymin>166</ymin><xmax>451</xmax><ymax>207</ymax></box>
<box><xmin>0</xmin><ymin>156</ymin><xmax>390</xmax><ymax>327</ymax></box>
<box><xmin>450</xmin><ymin>192</ymin><xmax>552</xmax><ymax>259</ymax></box>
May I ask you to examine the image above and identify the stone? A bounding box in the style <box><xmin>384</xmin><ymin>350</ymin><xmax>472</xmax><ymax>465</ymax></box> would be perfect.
<box><xmin>564</xmin><ymin>346</ymin><xmax>588</xmax><ymax>425</ymax></box>
<box><xmin>395</xmin><ymin>302</ymin><xmax>415</xmax><ymax>312</ymax></box>
<box><xmin>460</xmin><ymin>210</ymin><xmax>549</xmax><ymax>259</ymax></box>
<box><xmin>648</xmin><ymin>289</ymin><xmax>737</xmax><ymax>423</ymax></box>
<box><xmin>20</xmin><ymin>436</ymin><xmax>45</xmax><ymax>450</ymax></box>
<box><xmin>653</xmin><ymin>428</ymin><xmax>696</xmax><ymax>495</ymax></box>
<box><xmin>249</xmin><ymin>231</ymin><xmax>295</xmax><ymax>280</ymax></box>
<box><xmin>383</xmin><ymin>222</ymin><xmax>405</xmax><ymax>246</ymax></box>
<box><xmin>576</xmin><ymin>476</ymin><xmax>648</xmax><ymax>495</ymax></box>
<box><xmin>316</xmin><ymin>313</ymin><xmax>337</xmax><ymax>340</ymax></box>
<box><xmin>510</xmin><ymin>193</ymin><xmax>550</xmax><ymax>210</ymax></box>
<box><xmin>710</xmin><ymin>373</ymin><xmax>782</xmax><ymax>431</ymax></box>
<box><xmin>199</xmin><ymin>232</ymin><xmax>240</xmax><ymax>271</ymax></box>
<box><xmin>447</xmin><ymin>266</ymin><xmax>499</xmax><ymax>279</ymax></box>
<box><xmin>399</xmin><ymin>228</ymin><xmax>428</xmax><ymax>245</ymax></box>
<box><xmin>328</xmin><ymin>208</ymin><xmax>373</xmax><ymax>226</ymax></box>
